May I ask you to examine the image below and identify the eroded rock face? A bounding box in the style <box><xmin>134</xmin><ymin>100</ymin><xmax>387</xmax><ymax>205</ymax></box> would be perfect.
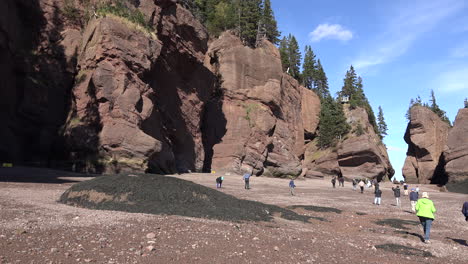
<box><xmin>304</xmin><ymin>106</ymin><xmax>393</xmax><ymax>180</ymax></box>
<box><xmin>443</xmin><ymin>108</ymin><xmax>468</xmax><ymax>183</ymax></box>
<box><xmin>402</xmin><ymin>106</ymin><xmax>450</xmax><ymax>184</ymax></box>
<box><xmin>64</xmin><ymin>0</ymin><xmax>215</xmax><ymax>173</ymax></box>
<box><xmin>203</xmin><ymin>32</ymin><xmax>317</xmax><ymax>176</ymax></box>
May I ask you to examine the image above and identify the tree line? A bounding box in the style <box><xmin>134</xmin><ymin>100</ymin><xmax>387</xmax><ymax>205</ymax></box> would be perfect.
<box><xmin>182</xmin><ymin>0</ymin><xmax>280</xmax><ymax>47</ymax></box>
<box><xmin>406</xmin><ymin>90</ymin><xmax>451</xmax><ymax>125</ymax></box>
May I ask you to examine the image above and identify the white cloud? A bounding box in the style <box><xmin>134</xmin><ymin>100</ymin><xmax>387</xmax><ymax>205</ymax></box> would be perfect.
<box><xmin>309</xmin><ymin>23</ymin><xmax>353</xmax><ymax>42</ymax></box>
<box><xmin>353</xmin><ymin>0</ymin><xmax>466</xmax><ymax>72</ymax></box>
<box><xmin>437</xmin><ymin>67</ymin><xmax>468</xmax><ymax>92</ymax></box>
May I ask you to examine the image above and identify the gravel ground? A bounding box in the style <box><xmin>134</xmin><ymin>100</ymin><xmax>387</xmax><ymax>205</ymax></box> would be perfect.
<box><xmin>0</xmin><ymin>167</ymin><xmax>467</xmax><ymax>264</ymax></box>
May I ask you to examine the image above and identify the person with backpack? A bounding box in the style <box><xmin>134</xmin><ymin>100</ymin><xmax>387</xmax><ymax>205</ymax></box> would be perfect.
<box><xmin>216</xmin><ymin>176</ymin><xmax>224</xmax><ymax>188</ymax></box>
<box><xmin>352</xmin><ymin>179</ymin><xmax>357</xmax><ymax>191</ymax></box>
<box><xmin>409</xmin><ymin>188</ymin><xmax>418</xmax><ymax>213</ymax></box>
<box><xmin>415</xmin><ymin>192</ymin><xmax>436</xmax><ymax>244</ymax></box>
<box><xmin>243</xmin><ymin>173</ymin><xmax>251</xmax><ymax>189</ymax></box>
<box><xmin>331</xmin><ymin>176</ymin><xmax>336</xmax><ymax>188</ymax></box>
<box><xmin>392</xmin><ymin>186</ymin><xmax>401</xmax><ymax>207</ymax></box>
<box><xmin>289</xmin><ymin>179</ymin><xmax>296</xmax><ymax>196</ymax></box>
<box><xmin>374</xmin><ymin>188</ymin><xmax>382</xmax><ymax>205</ymax></box>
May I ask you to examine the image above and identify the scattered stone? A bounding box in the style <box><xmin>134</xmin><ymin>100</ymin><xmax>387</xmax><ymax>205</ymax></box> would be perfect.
<box><xmin>146</xmin><ymin>233</ymin><xmax>156</xmax><ymax>239</ymax></box>
<box><xmin>146</xmin><ymin>246</ymin><xmax>155</xmax><ymax>252</ymax></box>
<box><xmin>274</xmin><ymin>246</ymin><xmax>279</xmax><ymax>251</ymax></box>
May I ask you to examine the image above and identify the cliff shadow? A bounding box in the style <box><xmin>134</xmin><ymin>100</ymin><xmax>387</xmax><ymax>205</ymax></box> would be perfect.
<box><xmin>430</xmin><ymin>153</ymin><xmax>448</xmax><ymax>185</ymax></box>
<box><xmin>1</xmin><ymin>0</ymin><xmax>77</xmax><ymax>169</ymax></box>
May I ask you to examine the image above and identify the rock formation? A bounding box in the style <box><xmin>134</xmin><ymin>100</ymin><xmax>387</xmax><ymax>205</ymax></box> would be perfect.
<box><xmin>443</xmin><ymin>108</ymin><xmax>468</xmax><ymax>183</ymax></box>
<box><xmin>304</xmin><ymin>105</ymin><xmax>393</xmax><ymax>181</ymax></box>
<box><xmin>64</xmin><ymin>0</ymin><xmax>216</xmax><ymax>174</ymax></box>
<box><xmin>1</xmin><ymin>0</ymin><xmax>393</xmax><ymax>179</ymax></box>
<box><xmin>203</xmin><ymin>32</ymin><xmax>319</xmax><ymax>176</ymax></box>
<box><xmin>402</xmin><ymin>106</ymin><xmax>450</xmax><ymax>184</ymax></box>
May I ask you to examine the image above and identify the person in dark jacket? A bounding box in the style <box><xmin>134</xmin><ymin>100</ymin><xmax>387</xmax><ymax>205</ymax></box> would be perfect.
<box><xmin>462</xmin><ymin>201</ymin><xmax>468</xmax><ymax>221</ymax></box>
<box><xmin>338</xmin><ymin>176</ymin><xmax>345</xmax><ymax>187</ymax></box>
<box><xmin>243</xmin><ymin>173</ymin><xmax>251</xmax><ymax>189</ymax></box>
<box><xmin>374</xmin><ymin>188</ymin><xmax>382</xmax><ymax>205</ymax></box>
<box><xmin>409</xmin><ymin>189</ymin><xmax>418</xmax><ymax>213</ymax></box>
<box><xmin>289</xmin><ymin>179</ymin><xmax>296</xmax><ymax>196</ymax></box>
<box><xmin>352</xmin><ymin>179</ymin><xmax>357</xmax><ymax>191</ymax></box>
<box><xmin>216</xmin><ymin>176</ymin><xmax>224</xmax><ymax>188</ymax></box>
<box><xmin>331</xmin><ymin>177</ymin><xmax>336</xmax><ymax>188</ymax></box>
<box><xmin>392</xmin><ymin>186</ymin><xmax>401</xmax><ymax>207</ymax></box>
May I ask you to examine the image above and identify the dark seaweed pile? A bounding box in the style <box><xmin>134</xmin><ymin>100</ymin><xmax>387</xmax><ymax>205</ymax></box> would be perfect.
<box><xmin>60</xmin><ymin>174</ymin><xmax>310</xmax><ymax>223</ymax></box>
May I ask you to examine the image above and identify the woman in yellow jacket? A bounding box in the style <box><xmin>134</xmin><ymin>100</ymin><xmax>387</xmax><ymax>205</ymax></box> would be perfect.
<box><xmin>415</xmin><ymin>192</ymin><xmax>436</xmax><ymax>244</ymax></box>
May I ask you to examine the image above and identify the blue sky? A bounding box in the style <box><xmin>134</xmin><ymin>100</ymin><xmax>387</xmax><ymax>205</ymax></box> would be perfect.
<box><xmin>271</xmin><ymin>0</ymin><xmax>468</xmax><ymax>180</ymax></box>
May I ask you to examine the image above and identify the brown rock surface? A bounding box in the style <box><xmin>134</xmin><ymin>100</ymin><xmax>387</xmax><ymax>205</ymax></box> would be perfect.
<box><xmin>402</xmin><ymin>106</ymin><xmax>450</xmax><ymax>184</ymax></box>
<box><xmin>301</xmin><ymin>87</ymin><xmax>321</xmax><ymax>138</ymax></box>
<box><xmin>304</xmin><ymin>106</ymin><xmax>393</xmax><ymax>181</ymax></box>
<box><xmin>64</xmin><ymin>1</ymin><xmax>216</xmax><ymax>174</ymax></box>
<box><xmin>204</xmin><ymin>32</ymin><xmax>316</xmax><ymax>176</ymax></box>
<box><xmin>443</xmin><ymin>108</ymin><xmax>468</xmax><ymax>183</ymax></box>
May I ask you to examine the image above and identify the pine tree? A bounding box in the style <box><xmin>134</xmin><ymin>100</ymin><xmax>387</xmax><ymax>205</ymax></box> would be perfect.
<box><xmin>278</xmin><ymin>36</ymin><xmax>289</xmax><ymax>72</ymax></box>
<box><xmin>429</xmin><ymin>90</ymin><xmax>450</xmax><ymax>125</ymax></box>
<box><xmin>340</xmin><ymin>65</ymin><xmax>358</xmax><ymax>98</ymax></box>
<box><xmin>287</xmin><ymin>34</ymin><xmax>301</xmax><ymax>81</ymax></box>
<box><xmin>238</xmin><ymin>0</ymin><xmax>262</xmax><ymax>47</ymax></box>
<box><xmin>315</xmin><ymin>63</ymin><xmax>350</xmax><ymax>148</ymax></box>
<box><xmin>464</xmin><ymin>98</ymin><xmax>468</xmax><ymax>108</ymax></box>
<box><xmin>377</xmin><ymin>106</ymin><xmax>388</xmax><ymax>139</ymax></box>
<box><xmin>261</xmin><ymin>0</ymin><xmax>280</xmax><ymax>44</ymax></box>
<box><xmin>314</xmin><ymin>60</ymin><xmax>328</xmax><ymax>99</ymax></box>
<box><xmin>301</xmin><ymin>45</ymin><xmax>317</xmax><ymax>89</ymax></box>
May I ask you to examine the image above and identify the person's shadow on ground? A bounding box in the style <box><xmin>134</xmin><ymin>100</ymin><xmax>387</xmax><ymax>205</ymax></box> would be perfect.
<box><xmin>446</xmin><ymin>237</ymin><xmax>468</xmax><ymax>247</ymax></box>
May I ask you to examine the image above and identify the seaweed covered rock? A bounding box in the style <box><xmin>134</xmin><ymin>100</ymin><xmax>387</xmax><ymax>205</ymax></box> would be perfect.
<box><xmin>59</xmin><ymin>174</ymin><xmax>310</xmax><ymax>222</ymax></box>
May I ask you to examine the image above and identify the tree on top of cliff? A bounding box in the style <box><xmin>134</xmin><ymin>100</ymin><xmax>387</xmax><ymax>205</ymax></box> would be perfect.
<box><xmin>406</xmin><ymin>92</ymin><xmax>451</xmax><ymax>125</ymax></box>
<box><xmin>188</xmin><ymin>0</ymin><xmax>280</xmax><ymax>47</ymax></box>
<box><xmin>465</xmin><ymin>98</ymin><xmax>468</xmax><ymax>108</ymax></box>
<box><xmin>314</xmin><ymin>60</ymin><xmax>329</xmax><ymax>99</ymax></box>
<box><xmin>316</xmin><ymin>64</ymin><xmax>350</xmax><ymax>148</ymax></box>
<box><xmin>429</xmin><ymin>90</ymin><xmax>451</xmax><ymax>125</ymax></box>
<box><xmin>377</xmin><ymin>106</ymin><xmax>388</xmax><ymax>139</ymax></box>
<box><xmin>260</xmin><ymin>0</ymin><xmax>280</xmax><ymax>44</ymax></box>
<box><xmin>339</xmin><ymin>65</ymin><xmax>378</xmax><ymax>134</ymax></box>
<box><xmin>301</xmin><ymin>45</ymin><xmax>317</xmax><ymax>90</ymax></box>
<box><xmin>278</xmin><ymin>34</ymin><xmax>301</xmax><ymax>81</ymax></box>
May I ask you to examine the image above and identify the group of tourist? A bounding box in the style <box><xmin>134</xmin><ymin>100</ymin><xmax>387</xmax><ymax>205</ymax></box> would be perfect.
<box><xmin>214</xmin><ymin>174</ymin><xmax>467</xmax><ymax>244</ymax></box>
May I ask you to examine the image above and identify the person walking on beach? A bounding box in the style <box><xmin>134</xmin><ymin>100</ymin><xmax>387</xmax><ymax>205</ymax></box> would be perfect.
<box><xmin>352</xmin><ymin>179</ymin><xmax>357</xmax><ymax>191</ymax></box>
<box><xmin>409</xmin><ymin>188</ymin><xmax>418</xmax><ymax>213</ymax></box>
<box><xmin>392</xmin><ymin>186</ymin><xmax>401</xmax><ymax>207</ymax></box>
<box><xmin>358</xmin><ymin>180</ymin><xmax>365</xmax><ymax>193</ymax></box>
<box><xmin>403</xmin><ymin>183</ymin><xmax>409</xmax><ymax>196</ymax></box>
<box><xmin>415</xmin><ymin>192</ymin><xmax>436</xmax><ymax>243</ymax></box>
<box><xmin>338</xmin><ymin>176</ymin><xmax>344</xmax><ymax>187</ymax></box>
<box><xmin>374</xmin><ymin>188</ymin><xmax>382</xmax><ymax>205</ymax></box>
<box><xmin>289</xmin><ymin>179</ymin><xmax>296</xmax><ymax>196</ymax></box>
<box><xmin>216</xmin><ymin>176</ymin><xmax>224</xmax><ymax>188</ymax></box>
<box><xmin>462</xmin><ymin>201</ymin><xmax>468</xmax><ymax>221</ymax></box>
<box><xmin>243</xmin><ymin>173</ymin><xmax>251</xmax><ymax>189</ymax></box>
<box><xmin>331</xmin><ymin>176</ymin><xmax>336</xmax><ymax>188</ymax></box>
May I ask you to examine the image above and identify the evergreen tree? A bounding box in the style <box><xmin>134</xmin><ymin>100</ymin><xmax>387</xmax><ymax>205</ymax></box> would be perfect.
<box><xmin>205</xmin><ymin>0</ymin><xmax>236</xmax><ymax>36</ymax></box>
<box><xmin>278</xmin><ymin>36</ymin><xmax>289</xmax><ymax>72</ymax></box>
<box><xmin>301</xmin><ymin>45</ymin><xmax>317</xmax><ymax>89</ymax></box>
<box><xmin>339</xmin><ymin>66</ymin><xmax>378</xmax><ymax>134</ymax></box>
<box><xmin>464</xmin><ymin>98</ymin><xmax>468</xmax><ymax>108</ymax></box>
<box><xmin>315</xmin><ymin>63</ymin><xmax>350</xmax><ymax>148</ymax></box>
<box><xmin>377</xmin><ymin>106</ymin><xmax>388</xmax><ymax>139</ymax></box>
<box><xmin>238</xmin><ymin>0</ymin><xmax>262</xmax><ymax>47</ymax></box>
<box><xmin>314</xmin><ymin>60</ymin><xmax>328</xmax><ymax>99</ymax></box>
<box><xmin>429</xmin><ymin>90</ymin><xmax>450</xmax><ymax>125</ymax></box>
<box><xmin>287</xmin><ymin>34</ymin><xmax>301</xmax><ymax>81</ymax></box>
<box><xmin>260</xmin><ymin>0</ymin><xmax>280</xmax><ymax>44</ymax></box>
